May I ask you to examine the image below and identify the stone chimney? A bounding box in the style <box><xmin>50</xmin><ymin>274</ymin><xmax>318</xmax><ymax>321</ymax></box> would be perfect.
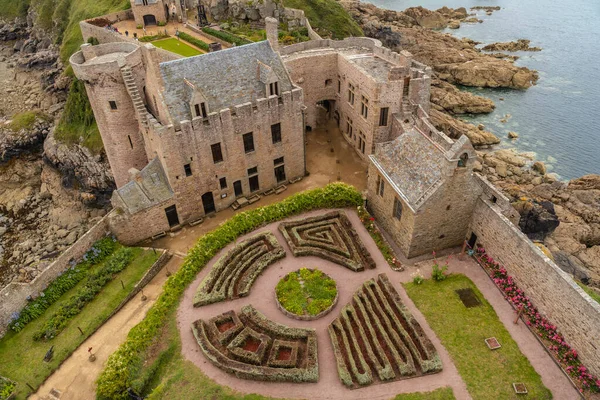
<box><xmin>265</xmin><ymin>17</ymin><xmax>279</xmax><ymax>52</ymax></box>
<box><xmin>80</xmin><ymin>43</ymin><xmax>96</xmax><ymax>61</ymax></box>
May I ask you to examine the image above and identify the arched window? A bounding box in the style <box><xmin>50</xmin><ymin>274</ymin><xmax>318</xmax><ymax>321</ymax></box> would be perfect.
<box><xmin>458</xmin><ymin>153</ymin><xmax>469</xmax><ymax>168</ymax></box>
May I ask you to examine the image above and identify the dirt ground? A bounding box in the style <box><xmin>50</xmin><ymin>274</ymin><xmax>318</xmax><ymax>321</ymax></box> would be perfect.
<box><xmin>30</xmin><ymin>257</ymin><xmax>183</xmax><ymax>400</ymax></box>
<box><xmin>177</xmin><ymin>208</ymin><xmax>578</xmax><ymax>400</ymax></box>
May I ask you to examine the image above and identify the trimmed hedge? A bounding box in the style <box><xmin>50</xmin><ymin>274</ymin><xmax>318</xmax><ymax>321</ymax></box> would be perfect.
<box><xmin>178</xmin><ymin>32</ymin><xmax>209</xmax><ymax>52</ymax></box>
<box><xmin>201</xmin><ymin>27</ymin><xmax>252</xmax><ymax>46</ymax></box>
<box><xmin>96</xmin><ymin>183</ymin><xmax>362</xmax><ymax>399</ymax></box>
<box><xmin>8</xmin><ymin>237</ymin><xmax>118</xmax><ymax>333</ymax></box>
<box><xmin>33</xmin><ymin>247</ymin><xmax>134</xmax><ymax>341</ymax></box>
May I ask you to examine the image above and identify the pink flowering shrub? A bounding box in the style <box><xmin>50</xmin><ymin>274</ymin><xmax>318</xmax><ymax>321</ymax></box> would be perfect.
<box><xmin>356</xmin><ymin>206</ymin><xmax>402</xmax><ymax>271</ymax></box>
<box><xmin>475</xmin><ymin>247</ymin><xmax>600</xmax><ymax>393</ymax></box>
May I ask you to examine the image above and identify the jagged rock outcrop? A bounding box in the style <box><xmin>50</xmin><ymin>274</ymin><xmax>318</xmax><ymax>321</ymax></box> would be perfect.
<box><xmin>430</xmin><ymin>79</ymin><xmax>495</xmax><ymax>114</ymax></box>
<box><xmin>514</xmin><ymin>200</ymin><xmax>560</xmax><ymax>241</ymax></box>
<box><xmin>429</xmin><ymin>109</ymin><xmax>500</xmax><ymax>147</ymax></box>
<box><xmin>482</xmin><ymin>39</ymin><xmax>542</xmax><ymax>52</ymax></box>
<box><xmin>44</xmin><ymin>131</ymin><xmax>115</xmax><ymax>205</ymax></box>
<box><xmin>0</xmin><ymin>115</ymin><xmax>51</xmax><ymax>162</ymax></box>
<box><xmin>435</xmin><ymin>59</ymin><xmax>538</xmax><ymax>89</ymax></box>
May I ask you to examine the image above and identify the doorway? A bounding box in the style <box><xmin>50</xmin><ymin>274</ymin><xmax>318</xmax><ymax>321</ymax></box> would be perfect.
<box><xmin>202</xmin><ymin>191</ymin><xmax>216</xmax><ymax>214</ymax></box>
<box><xmin>233</xmin><ymin>180</ymin><xmax>243</xmax><ymax>197</ymax></box>
<box><xmin>275</xmin><ymin>165</ymin><xmax>286</xmax><ymax>184</ymax></box>
<box><xmin>403</xmin><ymin>77</ymin><xmax>410</xmax><ymax>97</ymax></box>
<box><xmin>143</xmin><ymin>14</ymin><xmax>157</xmax><ymax>26</ymax></box>
<box><xmin>249</xmin><ymin>175</ymin><xmax>260</xmax><ymax>192</ymax></box>
<box><xmin>467</xmin><ymin>232</ymin><xmax>478</xmax><ymax>249</ymax></box>
<box><xmin>164</xmin><ymin>205</ymin><xmax>179</xmax><ymax>228</ymax></box>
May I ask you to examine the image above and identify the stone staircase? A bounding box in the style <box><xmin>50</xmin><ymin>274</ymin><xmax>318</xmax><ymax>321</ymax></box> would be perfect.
<box><xmin>120</xmin><ymin>65</ymin><xmax>148</xmax><ymax>129</ymax></box>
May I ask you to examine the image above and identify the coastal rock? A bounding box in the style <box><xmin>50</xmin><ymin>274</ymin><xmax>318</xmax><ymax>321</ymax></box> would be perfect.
<box><xmin>482</xmin><ymin>39</ymin><xmax>542</xmax><ymax>52</ymax></box>
<box><xmin>403</xmin><ymin>7</ymin><xmax>448</xmax><ymax>29</ymax></box>
<box><xmin>508</xmin><ymin>131</ymin><xmax>519</xmax><ymax>139</ymax></box>
<box><xmin>493</xmin><ymin>149</ymin><xmax>527</xmax><ymax>167</ymax></box>
<box><xmin>435</xmin><ymin>60</ymin><xmax>539</xmax><ymax>89</ymax></box>
<box><xmin>515</xmin><ymin>200</ymin><xmax>560</xmax><ymax>241</ymax></box>
<box><xmin>532</xmin><ymin>161</ymin><xmax>547</xmax><ymax>175</ymax></box>
<box><xmin>429</xmin><ymin>109</ymin><xmax>500</xmax><ymax>147</ymax></box>
<box><xmin>430</xmin><ymin>80</ymin><xmax>495</xmax><ymax>114</ymax></box>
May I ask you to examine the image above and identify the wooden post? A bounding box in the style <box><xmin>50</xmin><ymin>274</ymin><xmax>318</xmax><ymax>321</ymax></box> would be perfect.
<box><xmin>78</xmin><ymin>326</ymin><xmax>84</xmax><ymax>335</ymax></box>
<box><xmin>121</xmin><ymin>280</ymin><xmax>125</xmax><ymax>290</ymax></box>
<box><xmin>514</xmin><ymin>307</ymin><xmax>524</xmax><ymax>324</ymax></box>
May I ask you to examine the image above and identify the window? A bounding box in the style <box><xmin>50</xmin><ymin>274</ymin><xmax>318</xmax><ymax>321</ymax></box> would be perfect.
<box><xmin>219</xmin><ymin>177</ymin><xmax>227</xmax><ymax>189</ymax></box>
<box><xmin>211</xmin><ymin>143</ymin><xmax>223</xmax><ymax>163</ymax></box>
<box><xmin>243</xmin><ymin>132</ymin><xmax>255</xmax><ymax>153</ymax></box>
<box><xmin>458</xmin><ymin>153</ymin><xmax>469</xmax><ymax>168</ymax></box>
<box><xmin>269</xmin><ymin>82</ymin><xmax>279</xmax><ymax>96</ymax></box>
<box><xmin>184</xmin><ymin>163</ymin><xmax>192</xmax><ymax>177</ymax></box>
<box><xmin>376</xmin><ymin>175</ymin><xmax>384</xmax><ymax>197</ymax></box>
<box><xmin>142</xmin><ymin>0</ymin><xmax>149</xmax><ymax>5</ymax></box>
<box><xmin>274</xmin><ymin>156</ymin><xmax>284</xmax><ymax>166</ymax></box>
<box><xmin>346</xmin><ymin>117</ymin><xmax>353</xmax><ymax>137</ymax></box>
<box><xmin>325</xmin><ymin>79</ymin><xmax>332</xmax><ymax>86</ymax></box>
<box><xmin>194</xmin><ymin>102</ymin><xmax>207</xmax><ymax>118</ymax></box>
<box><xmin>358</xmin><ymin>132</ymin><xmax>366</xmax><ymax>154</ymax></box>
<box><xmin>360</xmin><ymin>96</ymin><xmax>369</xmax><ymax>119</ymax></box>
<box><xmin>337</xmin><ymin>79</ymin><xmax>341</xmax><ymax>94</ymax></box>
<box><xmin>379</xmin><ymin>107</ymin><xmax>389</xmax><ymax>126</ymax></box>
<box><xmin>109</xmin><ymin>100</ymin><xmax>117</xmax><ymax>110</ymax></box>
<box><xmin>393</xmin><ymin>198</ymin><xmax>403</xmax><ymax>220</ymax></box>
<box><xmin>127</xmin><ymin>135</ymin><xmax>133</xmax><ymax>149</ymax></box>
<box><xmin>347</xmin><ymin>83</ymin><xmax>355</xmax><ymax>105</ymax></box>
<box><xmin>247</xmin><ymin>166</ymin><xmax>258</xmax><ymax>175</ymax></box>
<box><xmin>271</xmin><ymin>123</ymin><xmax>282</xmax><ymax>144</ymax></box>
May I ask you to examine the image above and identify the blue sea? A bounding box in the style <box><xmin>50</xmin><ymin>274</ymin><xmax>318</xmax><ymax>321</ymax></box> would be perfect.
<box><xmin>365</xmin><ymin>0</ymin><xmax>600</xmax><ymax>179</ymax></box>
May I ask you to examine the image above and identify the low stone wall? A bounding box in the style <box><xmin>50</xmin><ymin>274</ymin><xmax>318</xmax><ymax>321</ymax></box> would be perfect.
<box><xmin>0</xmin><ymin>214</ymin><xmax>111</xmax><ymax>338</ymax></box>
<box><xmin>468</xmin><ymin>197</ymin><xmax>600</xmax><ymax>376</ymax></box>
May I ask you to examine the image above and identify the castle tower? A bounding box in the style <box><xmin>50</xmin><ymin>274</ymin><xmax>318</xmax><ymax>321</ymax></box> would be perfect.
<box><xmin>70</xmin><ymin>43</ymin><xmax>150</xmax><ymax>188</ymax></box>
<box><xmin>265</xmin><ymin>17</ymin><xmax>279</xmax><ymax>52</ymax></box>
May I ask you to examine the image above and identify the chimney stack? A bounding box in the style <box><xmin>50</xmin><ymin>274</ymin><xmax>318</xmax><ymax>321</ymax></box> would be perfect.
<box><xmin>265</xmin><ymin>17</ymin><xmax>279</xmax><ymax>52</ymax></box>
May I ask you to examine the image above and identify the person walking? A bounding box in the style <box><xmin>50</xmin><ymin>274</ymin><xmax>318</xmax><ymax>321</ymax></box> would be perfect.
<box><xmin>175</xmin><ymin>28</ymin><xmax>180</xmax><ymax>41</ymax></box>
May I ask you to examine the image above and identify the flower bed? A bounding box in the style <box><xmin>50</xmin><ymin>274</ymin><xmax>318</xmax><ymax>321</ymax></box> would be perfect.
<box><xmin>474</xmin><ymin>247</ymin><xmax>600</xmax><ymax>395</ymax></box>
<box><xmin>356</xmin><ymin>206</ymin><xmax>404</xmax><ymax>271</ymax></box>
<box><xmin>96</xmin><ymin>183</ymin><xmax>362</xmax><ymax>399</ymax></box>
<box><xmin>0</xmin><ymin>376</ymin><xmax>15</xmax><ymax>400</ymax></box>
<box><xmin>279</xmin><ymin>211</ymin><xmax>376</xmax><ymax>272</ymax></box>
<box><xmin>193</xmin><ymin>232</ymin><xmax>285</xmax><ymax>307</ymax></box>
<box><xmin>328</xmin><ymin>273</ymin><xmax>442</xmax><ymax>388</ymax></box>
<box><xmin>275</xmin><ymin>268</ymin><xmax>338</xmax><ymax>320</ymax></box>
<box><xmin>192</xmin><ymin>305</ymin><xmax>318</xmax><ymax>382</ymax></box>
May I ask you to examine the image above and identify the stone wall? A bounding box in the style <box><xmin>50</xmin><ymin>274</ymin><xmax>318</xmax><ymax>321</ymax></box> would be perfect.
<box><xmin>0</xmin><ymin>214</ymin><xmax>111</xmax><ymax>338</ymax></box>
<box><xmin>469</xmin><ymin>197</ymin><xmax>600</xmax><ymax>376</ymax></box>
<box><xmin>131</xmin><ymin>0</ymin><xmax>168</xmax><ymax>27</ymax></box>
<box><xmin>109</xmin><ymin>199</ymin><xmax>175</xmax><ymax>245</ymax></box>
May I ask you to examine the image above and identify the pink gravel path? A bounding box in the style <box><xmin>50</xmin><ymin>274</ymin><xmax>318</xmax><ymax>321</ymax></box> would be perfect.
<box><xmin>176</xmin><ymin>208</ymin><xmax>577</xmax><ymax>399</ymax></box>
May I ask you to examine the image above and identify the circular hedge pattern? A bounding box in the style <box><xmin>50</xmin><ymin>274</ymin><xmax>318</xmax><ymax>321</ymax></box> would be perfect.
<box><xmin>275</xmin><ymin>268</ymin><xmax>338</xmax><ymax>320</ymax></box>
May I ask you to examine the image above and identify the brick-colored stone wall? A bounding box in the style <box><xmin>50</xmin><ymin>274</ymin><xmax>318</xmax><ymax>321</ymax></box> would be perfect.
<box><xmin>0</xmin><ymin>215</ymin><xmax>110</xmax><ymax>338</ymax></box>
<box><xmin>131</xmin><ymin>0</ymin><xmax>168</xmax><ymax>26</ymax></box>
<box><xmin>469</xmin><ymin>198</ymin><xmax>600</xmax><ymax>376</ymax></box>
<box><xmin>109</xmin><ymin>199</ymin><xmax>174</xmax><ymax>245</ymax></box>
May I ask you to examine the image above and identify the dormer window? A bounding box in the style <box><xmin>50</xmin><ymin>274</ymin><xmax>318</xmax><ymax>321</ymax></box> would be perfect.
<box><xmin>194</xmin><ymin>102</ymin><xmax>208</xmax><ymax>118</ymax></box>
<box><xmin>269</xmin><ymin>82</ymin><xmax>279</xmax><ymax>96</ymax></box>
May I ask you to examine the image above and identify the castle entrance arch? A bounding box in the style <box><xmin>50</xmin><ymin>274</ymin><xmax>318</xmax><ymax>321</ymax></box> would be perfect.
<box><xmin>202</xmin><ymin>191</ymin><xmax>216</xmax><ymax>214</ymax></box>
<box><xmin>143</xmin><ymin>14</ymin><xmax>157</xmax><ymax>26</ymax></box>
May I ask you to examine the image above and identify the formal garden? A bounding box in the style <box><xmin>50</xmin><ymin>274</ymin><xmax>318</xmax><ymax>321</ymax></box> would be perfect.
<box><xmin>0</xmin><ymin>237</ymin><xmax>161</xmax><ymax>399</ymax></box>
<box><xmin>89</xmin><ymin>183</ymin><xmax>576</xmax><ymax>399</ymax></box>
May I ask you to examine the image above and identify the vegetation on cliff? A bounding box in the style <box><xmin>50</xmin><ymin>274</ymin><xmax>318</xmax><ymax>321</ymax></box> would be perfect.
<box><xmin>282</xmin><ymin>0</ymin><xmax>362</xmax><ymax>39</ymax></box>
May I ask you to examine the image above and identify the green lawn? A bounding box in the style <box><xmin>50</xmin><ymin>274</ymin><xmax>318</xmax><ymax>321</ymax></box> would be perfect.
<box><xmin>0</xmin><ymin>247</ymin><xmax>159</xmax><ymax>399</ymax></box>
<box><xmin>394</xmin><ymin>388</ymin><xmax>455</xmax><ymax>400</ymax></box>
<box><xmin>151</xmin><ymin>38</ymin><xmax>202</xmax><ymax>57</ymax></box>
<box><xmin>404</xmin><ymin>274</ymin><xmax>552</xmax><ymax>400</ymax></box>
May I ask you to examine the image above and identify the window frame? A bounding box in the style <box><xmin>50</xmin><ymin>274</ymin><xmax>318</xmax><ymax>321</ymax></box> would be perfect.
<box><xmin>271</xmin><ymin>123</ymin><xmax>282</xmax><ymax>144</ymax></box>
<box><xmin>211</xmin><ymin>142</ymin><xmax>224</xmax><ymax>163</ymax></box>
<box><xmin>243</xmin><ymin>132</ymin><xmax>255</xmax><ymax>153</ymax></box>
<box><xmin>393</xmin><ymin>198</ymin><xmax>403</xmax><ymax>220</ymax></box>
<box><xmin>109</xmin><ymin>100</ymin><xmax>118</xmax><ymax>110</ymax></box>
<box><xmin>379</xmin><ymin>107</ymin><xmax>389</xmax><ymax>127</ymax></box>
<box><xmin>184</xmin><ymin>163</ymin><xmax>192</xmax><ymax>177</ymax></box>
<box><xmin>219</xmin><ymin>177</ymin><xmax>227</xmax><ymax>189</ymax></box>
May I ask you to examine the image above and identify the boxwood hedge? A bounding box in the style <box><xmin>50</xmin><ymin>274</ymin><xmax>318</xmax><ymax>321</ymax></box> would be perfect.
<box><xmin>96</xmin><ymin>183</ymin><xmax>362</xmax><ymax>399</ymax></box>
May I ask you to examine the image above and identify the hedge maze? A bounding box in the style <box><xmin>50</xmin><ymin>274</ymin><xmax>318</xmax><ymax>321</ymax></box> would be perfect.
<box><xmin>192</xmin><ymin>305</ymin><xmax>319</xmax><ymax>382</ymax></box>
<box><xmin>328</xmin><ymin>273</ymin><xmax>442</xmax><ymax>388</ymax></box>
<box><xmin>194</xmin><ymin>232</ymin><xmax>285</xmax><ymax>307</ymax></box>
<box><xmin>279</xmin><ymin>211</ymin><xmax>376</xmax><ymax>272</ymax></box>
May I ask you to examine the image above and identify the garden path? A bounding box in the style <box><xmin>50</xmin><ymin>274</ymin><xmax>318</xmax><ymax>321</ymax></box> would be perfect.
<box><xmin>29</xmin><ymin>257</ymin><xmax>183</xmax><ymax>400</ymax></box>
<box><xmin>177</xmin><ymin>208</ymin><xmax>578</xmax><ymax>399</ymax></box>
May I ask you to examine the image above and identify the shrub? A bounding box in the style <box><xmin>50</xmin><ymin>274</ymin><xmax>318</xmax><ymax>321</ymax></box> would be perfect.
<box><xmin>157</xmin><ymin>21</ymin><xmax>166</xmax><ymax>26</ymax></box>
<box><xmin>201</xmin><ymin>27</ymin><xmax>252</xmax><ymax>46</ymax></box>
<box><xmin>178</xmin><ymin>32</ymin><xmax>209</xmax><ymax>51</ymax></box>
<box><xmin>87</xmin><ymin>36</ymin><xmax>99</xmax><ymax>45</ymax></box>
<box><xmin>136</xmin><ymin>24</ymin><xmax>143</xmax><ymax>29</ymax></box>
<box><xmin>33</xmin><ymin>247</ymin><xmax>134</xmax><ymax>341</ymax></box>
<box><xmin>0</xmin><ymin>376</ymin><xmax>16</xmax><ymax>400</ymax></box>
<box><xmin>96</xmin><ymin>183</ymin><xmax>362</xmax><ymax>399</ymax></box>
<box><xmin>7</xmin><ymin>111</ymin><xmax>48</xmax><ymax>132</ymax></box>
<box><xmin>139</xmin><ymin>32</ymin><xmax>169</xmax><ymax>43</ymax></box>
<box><xmin>411</xmin><ymin>269</ymin><xmax>424</xmax><ymax>285</ymax></box>
<box><xmin>8</xmin><ymin>237</ymin><xmax>118</xmax><ymax>332</ymax></box>
<box><xmin>431</xmin><ymin>264</ymin><xmax>448</xmax><ymax>282</ymax></box>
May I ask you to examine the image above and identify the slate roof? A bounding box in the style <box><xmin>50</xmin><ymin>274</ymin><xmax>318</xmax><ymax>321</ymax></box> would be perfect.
<box><xmin>370</xmin><ymin>129</ymin><xmax>446</xmax><ymax>210</ymax></box>
<box><xmin>159</xmin><ymin>41</ymin><xmax>293</xmax><ymax>123</ymax></box>
<box><xmin>114</xmin><ymin>158</ymin><xmax>174</xmax><ymax>214</ymax></box>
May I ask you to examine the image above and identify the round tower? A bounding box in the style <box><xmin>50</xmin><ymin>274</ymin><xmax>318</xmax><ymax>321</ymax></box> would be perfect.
<box><xmin>70</xmin><ymin>42</ymin><xmax>149</xmax><ymax>188</ymax></box>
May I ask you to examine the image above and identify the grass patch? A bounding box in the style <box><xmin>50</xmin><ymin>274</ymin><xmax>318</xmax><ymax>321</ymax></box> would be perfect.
<box><xmin>7</xmin><ymin>111</ymin><xmax>49</xmax><ymax>132</ymax></box>
<box><xmin>393</xmin><ymin>387</ymin><xmax>455</xmax><ymax>400</ymax></box>
<box><xmin>0</xmin><ymin>0</ymin><xmax>30</xmax><ymax>19</ymax></box>
<box><xmin>281</xmin><ymin>0</ymin><xmax>362</xmax><ymax>39</ymax></box>
<box><xmin>275</xmin><ymin>268</ymin><xmax>336</xmax><ymax>316</ymax></box>
<box><xmin>403</xmin><ymin>274</ymin><xmax>551</xmax><ymax>400</ymax></box>
<box><xmin>0</xmin><ymin>247</ymin><xmax>159</xmax><ymax>399</ymax></box>
<box><xmin>576</xmin><ymin>281</ymin><xmax>600</xmax><ymax>304</ymax></box>
<box><xmin>151</xmin><ymin>38</ymin><xmax>202</xmax><ymax>57</ymax></box>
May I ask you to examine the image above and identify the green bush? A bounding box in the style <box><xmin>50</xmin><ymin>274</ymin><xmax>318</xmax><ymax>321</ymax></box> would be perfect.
<box><xmin>0</xmin><ymin>376</ymin><xmax>16</xmax><ymax>400</ymax></box>
<box><xmin>432</xmin><ymin>264</ymin><xmax>448</xmax><ymax>282</ymax></box>
<box><xmin>87</xmin><ymin>36</ymin><xmax>99</xmax><ymax>45</ymax></box>
<box><xmin>201</xmin><ymin>27</ymin><xmax>252</xmax><ymax>46</ymax></box>
<box><xmin>178</xmin><ymin>32</ymin><xmax>209</xmax><ymax>51</ymax></box>
<box><xmin>96</xmin><ymin>183</ymin><xmax>362</xmax><ymax>399</ymax></box>
<box><xmin>33</xmin><ymin>247</ymin><xmax>134</xmax><ymax>341</ymax></box>
<box><xmin>7</xmin><ymin>111</ymin><xmax>48</xmax><ymax>132</ymax></box>
<box><xmin>8</xmin><ymin>237</ymin><xmax>118</xmax><ymax>332</ymax></box>
<box><xmin>276</xmin><ymin>268</ymin><xmax>337</xmax><ymax>316</ymax></box>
